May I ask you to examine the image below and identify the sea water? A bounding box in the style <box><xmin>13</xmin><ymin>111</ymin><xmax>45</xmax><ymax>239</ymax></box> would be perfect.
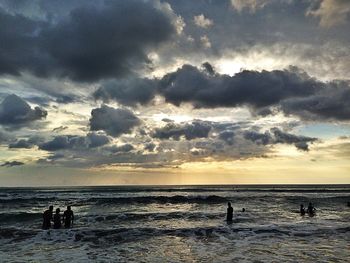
<box><xmin>0</xmin><ymin>185</ymin><xmax>349</xmax><ymax>262</ymax></box>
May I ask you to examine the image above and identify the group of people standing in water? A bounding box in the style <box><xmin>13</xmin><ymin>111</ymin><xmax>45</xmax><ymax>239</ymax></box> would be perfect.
<box><xmin>300</xmin><ymin>202</ymin><xmax>316</xmax><ymax>216</ymax></box>
<box><xmin>226</xmin><ymin>201</ymin><xmax>317</xmax><ymax>221</ymax></box>
<box><xmin>42</xmin><ymin>205</ymin><xmax>74</xmax><ymax>229</ymax></box>
<box><xmin>42</xmin><ymin>202</ymin><xmax>318</xmax><ymax>228</ymax></box>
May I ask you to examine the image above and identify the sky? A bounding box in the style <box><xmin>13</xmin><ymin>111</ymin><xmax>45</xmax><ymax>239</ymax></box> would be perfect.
<box><xmin>0</xmin><ymin>0</ymin><xmax>349</xmax><ymax>186</ymax></box>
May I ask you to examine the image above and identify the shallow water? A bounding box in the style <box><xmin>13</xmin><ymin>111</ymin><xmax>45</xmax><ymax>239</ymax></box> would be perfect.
<box><xmin>0</xmin><ymin>185</ymin><xmax>349</xmax><ymax>262</ymax></box>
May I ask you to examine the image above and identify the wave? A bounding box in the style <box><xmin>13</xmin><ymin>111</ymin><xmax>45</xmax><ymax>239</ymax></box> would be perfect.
<box><xmin>88</xmin><ymin>195</ymin><xmax>228</xmax><ymax>205</ymax></box>
<box><xmin>0</xmin><ymin>228</ymin><xmax>38</xmax><ymax>241</ymax></box>
<box><xmin>283</xmin><ymin>195</ymin><xmax>350</xmax><ymax>204</ymax></box>
<box><xmin>0</xmin><ymin>195</ymin><xmax>228</xmax><ymax>205</ymax></box>
<box><xmin>0</xmin><ymin>226</ymin><xmax>253</xmax><ymax>242</ymax></box>
<box><xmin>80</xmin><ymin>211</ymin><xmax>226</xmax><ymax>222</ymax></box>
<box><xmin>1</xmin><ymin>194</ymin><xmax>348</xmax><ymax>208</ymax></box>
<box><xmin>0</xmin><ymin>212</ymin><xmax>42</xmax><ymax>222</ymax></box>
<box><xmin>0</xmin><ymin>197</ymin><xmax>57</xmax><ymax>204</ymax></box>
<box><xmin>75</xmin><ymin>225</ymin><xmax>350</xmax><ymax>241</ymax></box>
<box><xmin>1</xmin><ymin>224</ymin><xmax>349</xmax><ymax>243</ymax></box>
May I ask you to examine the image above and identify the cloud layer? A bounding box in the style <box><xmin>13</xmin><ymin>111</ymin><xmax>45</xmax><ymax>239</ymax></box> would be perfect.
<box><xmin>0</xmin><ymin>0</ymin><xmax>349</xmax><ymax>176</ymax></box>
<box><xmin>0</xmin><ymin>94</ymin><xmax>47</xmax><ymax>126</ymax></box>
<box><xmin>152</xmin><ymin>121</ymin><xmax>212</xmax><ymax>140</ymax></box>
<box><xmin>89</xmin><ymin>106</ymin><xmax>140</xmax><ymax>137</ymax></box>
<box><xmin>94</xmin><ymin>63</ymin><xmax>350</xmax><ymax>121</ymax></box>
<box><xmin>0</xmin><ymin>0</ymin><xmax>177</xmax><ymax>81</ymax></box>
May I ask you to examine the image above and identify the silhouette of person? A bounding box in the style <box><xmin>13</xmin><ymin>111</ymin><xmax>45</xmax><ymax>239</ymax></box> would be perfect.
<box><xmin>53</xmin><ymin>208</ymin><xmax>62</xmax><ymax>229</ymax></box>
<box><xmin>63</xmin><ymin>206</ymin><xmax>74</xmax><ymax>228</ymax></box>
<box><xmin>227</xmin><ymin>202</ymin><xmax>233</xmax><ymax>222</ymax></box>
<box><xmin>42</xmin><ymin>205</ymin><xmax>53</xmax><ymax>230</ymax></box>
<box><xmin>307</xmin><ymin>202</ymin><xmax>315</xmax><ymax>215</ymax></box>
<box><xmin>300</xmin><ymin>204</ymin><xmax>305</xmax><ymax>215</ymax></box>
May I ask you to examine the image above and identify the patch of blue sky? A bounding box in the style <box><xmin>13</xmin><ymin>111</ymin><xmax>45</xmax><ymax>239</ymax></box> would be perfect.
<box><xmin>297</xmin><ymin>123</ymin><xmax>350</xmax><ymax>139</ymax></box>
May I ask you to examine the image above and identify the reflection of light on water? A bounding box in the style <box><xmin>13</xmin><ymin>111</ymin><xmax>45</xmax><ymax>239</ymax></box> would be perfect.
<box><xmin>162</xmin><ymin>236</ymin><xmax>197</xmax><ymax>261</ymax></box>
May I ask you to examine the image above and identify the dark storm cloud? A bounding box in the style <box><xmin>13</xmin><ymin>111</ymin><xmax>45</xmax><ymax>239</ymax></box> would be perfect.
<box><xmin>39</xmin><ymin>136</ymin><xmax>71</xmax><ymax>151</ymax></box>
<box><xmin>104</xmin><ymin>144</ymin><xmax>134</xmax><ymax>154</ymax></box>
<box><xmin>8</xmin><ymin>136</ymin><xmax>44</xmax><ymax>149</ymax></box>
<box><xmin>243</xmin><ymin>130</ymin><xmax>272</xmax><ymax>145</ymax></box>
<box><xmin>0</xmin><ymin>0</ymin><xmax>176</xmax><ymax>82</ymax></box>
<box><xmin>271</xmin><ymin>128</ymin><xmax>316</xmax><ymax>145</ymax></box>
<box><xmin>150</xmin><ymin>63</ymin><xmax>350</xmax><ymax>121</ymax></box>
<box><xmin>39</xmin><ymin>132</ymin><xmax>111</xmax><ymax>151</ymax></box>
<box><xmin>9</xmin><ymin>139</ymin><xmax>34</xmax><ymax>149</ymax></box>
<box><xmin>0</xmin><ymin>94</ymin><xmax>47</xmax><ymax>126</ymax></box>
<box><xmin>144</xmin><ymin>142</ymin><xmax>156</xmax><ymax>152</ymax></box>
<box><xmin>218</xmin><ymin>130</ymin><xmax>235</xmax><ymax>145</ymax></box>
<box><xmin>294</xmin><ymin>141</ymin><xmax>309</xmax><ymax>151</ymax></box>
<box><xmin>89</xmin><ymin>105</ymin><xmax>141</xmax><ymax>137</ymax></box>
<box><xmin>279</xmin><ymin>81</ymin><xmax>350</xmax><ymax>121</ymax></box>
<box><xmin>0</xmin><ymin>7</ymin><xmax>44</xmax><ymax>76</ymax></box>
<box><xmin>152</xmin><ymin>121</ymin><xmax>211</xmax><ymax>140</ymax></box>
<box><xmin>1</xmin><ymin>161</ymin><xmax>24</xmax><ymax>167</ymax></box>
<box><xmin>158</xmin><ymin>64</ymin><xmax>318</xmax><ymax>108</ymax></box>
<box><xmin>86</xmin><ymin>133</ymin><xmax>111</xmax><ymax>148</ymax></box>
<box><xmin>201</xmin><ymin>62</ymin><xmax>215</xmax><ymax>75</ymax></box>
<box><xmin>243</xmin><ymin>128</ymin><xmax>317</xmax><ymax>151</ymax></box>
<box><xmin>41</xmin><ymin>1</ymin><xmax>176</xmax><ymax>82</ymax></box>
<box><xmin>93</xmin><ymin>78</ymin><xmax>158</xmax><ymax>106</ymax></box>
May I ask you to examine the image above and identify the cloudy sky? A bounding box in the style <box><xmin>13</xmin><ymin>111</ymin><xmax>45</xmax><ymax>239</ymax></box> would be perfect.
<box><xmin>0</xmin><ymin>0</ymin><xmax>349</xmax><ymax>186</ymax></box>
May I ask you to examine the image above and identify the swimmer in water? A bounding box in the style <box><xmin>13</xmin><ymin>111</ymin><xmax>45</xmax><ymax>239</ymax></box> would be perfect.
<box><xmin>307</xmin><ymin>202</ymin><xmax>316</xmax><ymax>216</ymax></box>
<box><xmin>226</xmin><ymin>202</ymin><xmax>233</xmax><ymax>222</ymax></box>
<box><xmin>300</xmin><ymin>204</ymin><xmax>305</xmax><ymax>216</ymax></box>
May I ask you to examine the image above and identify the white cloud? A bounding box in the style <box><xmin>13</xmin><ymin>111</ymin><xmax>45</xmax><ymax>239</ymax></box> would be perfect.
<box><xmin>156</xmin><ymin>1</ymin><xmax>186</xmax><ymax>34</ymax></box>
<box><xmin>200</xmin><ymin>35</ymin><xmax>211</xmax><ymax>48</ymax></box>
<box><xmin>231</xmin><ymin>0</ymin><xmax>271</xmax><ymax>12</ymax></box>
<box><xmin>193</xmin><ymin>14</ymin><xmax>213</xmax><ymax>28</ymax></box>
<box><xmin>307</xmin><ymin>0</ymin><xmax>350</xmax><ymax>28</ymax></box>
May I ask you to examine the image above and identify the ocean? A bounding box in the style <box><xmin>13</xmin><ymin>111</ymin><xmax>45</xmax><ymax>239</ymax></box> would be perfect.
<box><xmin>0</xmin><ymin>185</ymin><xmax>349</xmax><ymax>262</ymax></box>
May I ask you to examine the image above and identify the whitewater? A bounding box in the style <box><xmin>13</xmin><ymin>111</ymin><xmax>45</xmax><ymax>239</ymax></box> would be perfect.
<box><xmin>0</xmin><ymin>185</ymin><xmax>349</xmax><ymax>262</ymax></box>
